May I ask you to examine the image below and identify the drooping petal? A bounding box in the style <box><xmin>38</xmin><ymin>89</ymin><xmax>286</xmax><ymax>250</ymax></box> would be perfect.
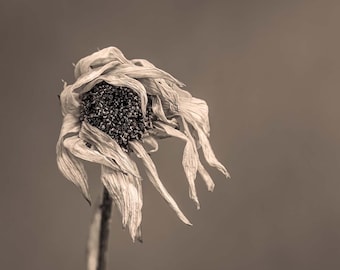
<box><xmin>59</xmin><ymin>82</ymin><xmax>80</xmax><ymax>117</ymax></box>
<box><xmin>178</xmin><ymin>96</ymin><xmax>210</xmax><ymax>137</ymax></box>
<box><xmin>102</xmin><ymin>166</ymin><xmax>129</xmax><ymax>226</ymax></box>
<box><xmin>56</xmin><ymin>145</ymin><xmax>91</xmax><ymax>203</ymax></box>
<box><xmin>79</xmin><ymin>121</ymin><xmax>141</xmax><ymax>178</ymax></box>
<box><xmin>101</xmin><ymin>166</ymin><xmax>125</xmax><ymax>224</ymax></box>
<box><xmin>150</xmin><ymin>95</ymin><xmax>178</xmax><ymax>127</ymax></box>
<box><xmin>63</xmin><ymin>136</ymin><xmax>122</xmax><ymax>172</ymax></box>
<box><xmin>197</xmin><ymin>160</ymin><xmax>215</xmax><ymax>192</ymax></box>
<box><xmin>56</xmin><ymin>114</ymin><xmax>91</xmax><ymax>203</ymax></box>
<box><xmin>126</xmin><ymin>171</ymin><xmax>143</xmax><ymax>242</ymax></box>
<box><xmin>176</xmin><ymin>93</ymin><xmax>230</xmax><ymax>179</ymax></box>
<box><xmin>129</xmin><ymin>140</ymin><xmax>192</xmax><ymax>225</ymax></box>
<box><xmin>101</xmin><ymin>165</ymin><xmax>143</xmax><ymax>242</ymax></box>
<box><xmin>194</xmin><ymin>124</ymin><xmax>230</xmax><ymax>179</ymax></box>
<box><xmin>180</xmin><ymin>117</ymin><xmax>216</xmax><ymax>192</ymax></box>
<box><xmin>58</xmin><ymin>113</ymin><xmax>81</xmax><ymax>138</ymax></box>
<box><xmin>155</xmin><ymin>122</ymin><xmax>200</xmax><ymax>209</ymax></box>
<box><xmin>141</xmin><ymin>79</ymin><xmax>179</xmax><ymax>111</ymax></box>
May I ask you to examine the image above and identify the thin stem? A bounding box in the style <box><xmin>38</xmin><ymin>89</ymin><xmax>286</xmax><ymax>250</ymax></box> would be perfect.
<box><xmin>97</xmin><ymin>187</ymin><xmax>113</xmax><ymax>270</ymax></box>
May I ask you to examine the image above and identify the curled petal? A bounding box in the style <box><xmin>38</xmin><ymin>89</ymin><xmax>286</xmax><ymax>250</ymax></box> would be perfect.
<box><xmin>154</xmin><ymin>80</ymin><xmax>180</xmax><ymax>113</ymax></box>
<box><xmin>56</xmin><ymin>136</ymin><xmax>91</xmax><ymax>204</ymax></box>
<box><xmin>155</xmin><ymin>122</ymin><xmax>200</xmax><ymax>209</ymax></box>
<box><xmin>73</xmin><ymin>61</ymin><xmax>119</xmax><ymax>92</ymax></box>
<box><xmin>138</xmin><ymin>79</ymin><xmax>161</xmax><ymax>96</ymax></box>
<box><xmin>79</xmin><ymin>121</ymin><xmax>141</xmax><ymax>178</ymax></box>
<box><xmin>126</xmin><ymin>171</ymin><xmax>143</xmax><ymax>242</ymax></box>
<box><xmin>172</xmin><ymin>83</ymin><xmax>192</xmax><ymax>98</ymax></box>
<box><xmin>101</xmin><ymin>166</ymin><xmax>125</xmax><ymax>223</ymax></box>
<box><xmin>59</xmin><ymin>83</ymin><xmax>80</xmax><ymax>117</ymax></box>
<box><xmin>58</xmin><ymin>113</ymin><xmax>80</xmax><ymax>138</ymax></box>
<box><xmin>142</xmin><ymin>135</ymin><xmax>159</xmax><ymax>153</ymax></box>
<box><xmin>140</xmin><ymin>78</ymin><xmax>179</xmax><ymax>111</ymax></box>
<box><xmin>61</xmin><ymin>61</ymin><xmax>118</xmax><ymax>116</ymax></box>
<box><xmin>197</xmin><ymin>160</ymin><xmax>215</xmax><ymax>192</ymax></box>
<box><xmin>56</xmin><ymin>114</ymin><xmax>90</xmax><ymax>203</ymax></box>
<box><xmin>101</xmin><ymin>165</ymin><xmax>143</xmax><ymax>241</ymax></box>
<box><xmin>115</xmin><ymin>63</ymin><xmax>184</xmax><ymax>87</ymax></box>
<box><xmin>132</xmin><ymin>58</ymin><xmax>179</xmax><ymax>103</ymax></box>
<box><xmin>129</xmin><ymin>140</ymin><xmax>192</xmax><ymax>225</ymax></box>
<box><xmin>178</xmin><ymin>96</ymin><xmax>210</xmax><ymax>137</ymax></box>
<box><xmin>131</xmin><ymin>58</ymin><xmax>156</xmax><ymax>68</ymax></box>
<box><xmin>75</xmin><ymin>47</ymin><xmax>129</xmax><ymax>79</ymax></box>
<box><xmin>150</xmin><ymin>95</ymin><xmax>178</xmax><ymax>127</ymax></box>
<box><xmin>131</xmin><ymin>58</ymin><xmax>185</xmax><ymax>87</ymax></box>
<box><xmin>63</xmin><ymin>136</ymin><xmax>122</xmax><ymax>172</ymax></box>
<box><xmin>194</xmin><ymin>125</ymin><xmax>230</xmax><ymax>179</ymax></box>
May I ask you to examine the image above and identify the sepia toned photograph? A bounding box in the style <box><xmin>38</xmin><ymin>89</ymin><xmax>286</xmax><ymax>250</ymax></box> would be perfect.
<box><xmin>1</xmin><ymin>1</ymin><xmax>340</xmax><ymax>269</ymax></box>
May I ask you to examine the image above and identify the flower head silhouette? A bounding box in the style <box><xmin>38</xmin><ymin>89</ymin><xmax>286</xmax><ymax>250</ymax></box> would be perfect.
<box><xmin>56</xmin><ymin>47</ymin><xmax>230</xmax><ymax>241</ymax></box>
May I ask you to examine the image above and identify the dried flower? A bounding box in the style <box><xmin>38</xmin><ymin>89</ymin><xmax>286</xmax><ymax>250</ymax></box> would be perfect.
<box><xmin>56</xmin><ymin>47</ymin><xmax>230</xmax><ymax>241</ymax></box>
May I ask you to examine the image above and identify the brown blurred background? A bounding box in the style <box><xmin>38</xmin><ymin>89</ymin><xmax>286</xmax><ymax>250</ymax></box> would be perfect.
<box><xmin>1</xmin><ymin>0</ymin><xmax>340</xmax><ymax>269</ymax></box>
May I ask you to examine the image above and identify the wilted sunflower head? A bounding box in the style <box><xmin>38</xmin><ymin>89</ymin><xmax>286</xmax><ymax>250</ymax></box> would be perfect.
<box><xmin>56</xmin><ymin>46</ymin><xmax>230</xmax><ymax>241</ymax></box>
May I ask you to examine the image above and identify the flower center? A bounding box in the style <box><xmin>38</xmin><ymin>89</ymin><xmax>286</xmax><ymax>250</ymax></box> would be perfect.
<box><xmin>80</xmin><ymin>81</ymin><xmax>154</xmax><ymax>151</ymax></box>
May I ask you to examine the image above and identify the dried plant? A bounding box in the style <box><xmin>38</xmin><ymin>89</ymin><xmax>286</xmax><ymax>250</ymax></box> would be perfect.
<box><xmin>56</xmin><ymin>47</ymin><xmax>229</xmax><ymax>269</ymax></box>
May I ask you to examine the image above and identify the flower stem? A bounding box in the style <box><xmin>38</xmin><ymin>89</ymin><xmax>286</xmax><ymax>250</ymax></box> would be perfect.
<box><xmin>97</xmin><ymin>187</ymin><xmax>113</xmax><ymax>270</ymax></box>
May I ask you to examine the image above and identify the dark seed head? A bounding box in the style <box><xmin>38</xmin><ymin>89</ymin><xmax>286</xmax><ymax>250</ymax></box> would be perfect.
<box><xmin>79</xmin><ymin>81</ymin><xmax>155</xmax><ymax>151</ymax></box>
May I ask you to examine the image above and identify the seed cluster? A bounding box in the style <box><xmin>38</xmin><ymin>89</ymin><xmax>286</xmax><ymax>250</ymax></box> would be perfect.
<box><xmin>80</xmin><ymin>81</ymin><xmax>154</xmax><ymax>151</ymax></box>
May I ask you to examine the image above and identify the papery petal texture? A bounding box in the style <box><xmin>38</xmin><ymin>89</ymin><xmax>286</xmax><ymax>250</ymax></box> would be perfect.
<box><xmin>56</xmin><ymin>46</ymin><xmax>229</xmax><ymax>241</ymax></box>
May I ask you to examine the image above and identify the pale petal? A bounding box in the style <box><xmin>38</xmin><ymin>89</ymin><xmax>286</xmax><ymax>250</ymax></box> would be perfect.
<box><xmin>73</xmin><ymin>61</ymin><xmax>119</xmax><ymax>92</ymax></box>
<box><xmin>138</xmin><ymin>79</ymin><xmax>161</xmax><ymax>96</ymax></box>
<box><xmin>56</xmin><ymin>114</ymin><xmax>90</xmax><ymax>203</ymax></box>
<box><xmin>131</xmin><ymin>58</ymin><xmax>155</xmax><ymax>68</ymax></box>
<box><xmin>131</xmin><ymin>58</ymin><xmax>186</xmax><ymax>87</ymax></box>
<box><xmin>114</xmin><ymin>64</ymin><xmax>184</xmax><ymax>87</ymax></box>
<box><xmin>150</xmin><ymin>95</ymin><xmax>178</xmax><ymax>127</ymax></box>
<box><xmin>101</xmin><ymin>166</ymin><xmax>126</xmax><ymax>225</ymax></box>
<box><xmin>142</xmin><ymin>79</ymin><xmax>180</xmax><ymax>111</ymax></box>
<box><xmin>155</xmin><ymin>79</ymin><xmax>180</xmax><ymax>108</ymax></box>
<box><xmin>126</xmin><ymin>172</ymin><xmax>143</xmax><ymax>242</ymax></box>
<box><xmin>58</xmin><ymin>113</ymin><xmax>81</xmax><ymax>138</ymax></box>
<box><xmin>63</xmin><ymin>136</ymin><xmax>122</xmax><ymax>172</ymax></box>
<box><xmin>56</xmin><ymin>137</ymin><xmax>91</xmax><ymax>204</ymax></box>
<box><xmin>172</xmin><ymin>83</ymin><xmax>192</xmax><ymax>98</ymax></box>
<box><xmin>79</xmin><ymin>121</ymin><xmax>141</xmax><ymax>178</ymax></box>
<box><xmin>178</xmin><ymin>96</ymin><xmax>210</xmax><ymax>137</ymax></box>
<box><xmin>129</xmin><ymin>140</ymin><xmax>192</xmax><ymax>225</ymax></box>
<box><xmin>60</xmin><ymin>61</ymin><xmax>118</xmax><ymax>116</ymax></box>
<box><xmin>132</xmin><ymin>59</ymin><xmax>183</xmax><ymax>104</ymax></box>
<box><xmin>101</xmin><ymin>165</ymin><xmax>143</xmax><ymax>241</ymax></box>
<box><xmin>142</xmin><ymin>134</ymin><xmax>159</xmax><ymax>153</ymax></box>
<box><xmin>194</xmin><ymin>125</ymin><xmax>230</xmax><ymax>178</ymax></box>
<box><xmin>155</xmin><ymin>122</ymin><xmax>200</xmax><ymax>209</ymax></box>
<box><xmin>75</xmin><ymin>47</ymin><xmax>129</xmax><ymax>79</ymax></box>
<box><xmin>197</xmin><ymin>160</ymin><xmax>215</xmax><ymax>192</ymax></box>
<box><xmin>59</xmin><ymin>83</ymin><xmax>80</xmax><ymax>117</ymax></box>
